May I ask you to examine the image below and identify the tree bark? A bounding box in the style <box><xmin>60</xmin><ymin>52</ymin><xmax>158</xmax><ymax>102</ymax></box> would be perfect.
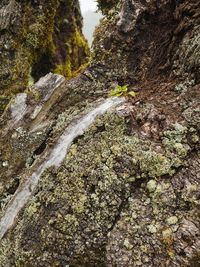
<box><xmin>0</xmin><ymin>0</ymin><xmax>89</xmax><ymax>113</ymax></box>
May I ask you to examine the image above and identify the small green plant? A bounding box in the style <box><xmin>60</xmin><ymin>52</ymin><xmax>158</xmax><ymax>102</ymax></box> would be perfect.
<box><xmin>109</xmin><ymin>84</ymin><xmax>136</xmax><ymax>97</ymax></box>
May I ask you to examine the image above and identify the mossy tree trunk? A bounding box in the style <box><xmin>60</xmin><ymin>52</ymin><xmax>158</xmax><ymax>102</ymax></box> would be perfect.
<box><xmin>0</xmin><ymin>0</ymin><xmax>89</xmax><ymax>113</ymax></box>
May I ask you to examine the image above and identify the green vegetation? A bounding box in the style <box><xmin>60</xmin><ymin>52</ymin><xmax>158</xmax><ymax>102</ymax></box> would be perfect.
<box><xmin>0</xmin><ymin>0</ymin><xmax>89</xmax><ymax>106</ymax></box>
<box><xmin>54</xmin><ymin>29</ymin><xmax>89</xmax><ymax>78</ymax></box>
<box><xmin>109</xmin><ymin>84</ymin><xmax>136</xmax><ymax>97</ymax></box>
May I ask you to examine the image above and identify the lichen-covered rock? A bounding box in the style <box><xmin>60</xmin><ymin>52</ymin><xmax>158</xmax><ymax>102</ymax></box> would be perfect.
<box><xmin>93</xmin><ymin>0</ymin><xmax>200</xmax><ymax>85</ymax></box>
<box><xmin>0</xmin><ymin>97</ymin><xmax>200</xmax><ymax>266</ymax></box>
<box><xmin>0</xmin><ymin>0</ymin><xmax>200</xmax><ymax>266</ymax></box>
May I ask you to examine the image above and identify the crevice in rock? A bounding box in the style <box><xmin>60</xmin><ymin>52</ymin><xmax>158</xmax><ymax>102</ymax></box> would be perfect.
<box><xmin>28</xmin><ymin>127</ymin><xmax>54</xmax><ymax>168</ymax></box>
<box><xmin>107</xmin><ymin>197</ymin><xmax>127</xmax><ymax>233</ymax></box>
<box><xmin>31</xmin><ymin>51</ymin><xmax>53</xmax><ymax>82</ymax></box>
<box><xmin>33</xmin><ymin>140</ymin><xmax>47</xmax><ymax>156</ymax></box>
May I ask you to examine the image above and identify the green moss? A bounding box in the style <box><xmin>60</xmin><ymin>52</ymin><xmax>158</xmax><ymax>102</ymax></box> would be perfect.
<box><xmin>54</xmin><ymin>29</ymin><xmax>89</xmax><ymax>78</ymax></box>
<box><xmin>0</xmin><ymin>0</ymin><xmax>89</xmax><ymax>111</ymax></box>
<box><xmin>54</xmin><ymin>61</ymin><xmax>72</xmax><ymax>78</ymax></box>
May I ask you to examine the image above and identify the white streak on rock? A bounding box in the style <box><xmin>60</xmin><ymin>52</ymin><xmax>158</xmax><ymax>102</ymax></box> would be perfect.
<box><xmin>10</xmin><ymin>93</ymin><xmax>27</xmax><ymax>123</ymax></box>
<box><xmin>0</xmin><ymin>97</ymin><xmax>125</xmax><ymax>240</ymax></box>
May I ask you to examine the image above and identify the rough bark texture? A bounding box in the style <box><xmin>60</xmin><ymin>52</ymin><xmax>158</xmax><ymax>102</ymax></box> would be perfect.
<box><xmin>0</xmin><ymin>0</ymin><xmax>89</xmax><ymax>113</ymax></box>
<box><xmin>0</xmin><ymin>0</ymin><xmax>200</xmax><ymax>266</ymax></box>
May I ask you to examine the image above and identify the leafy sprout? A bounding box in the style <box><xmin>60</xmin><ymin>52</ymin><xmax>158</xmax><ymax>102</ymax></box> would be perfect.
<box><xmin>109</xmin><ymin>84</ymin><xmax>136</xmax><ymax>98</ymax></box>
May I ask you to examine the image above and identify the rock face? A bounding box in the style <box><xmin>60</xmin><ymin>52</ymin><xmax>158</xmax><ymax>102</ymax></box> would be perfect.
<box><xmin>0</xmin><ymin>0</ymin><xmax>200</xmax><ymax>266</ymax></box>
<box><xmin>0</xmin><ymin>0</ymin><xmax>89</xmax><ymax>113</ymax></box>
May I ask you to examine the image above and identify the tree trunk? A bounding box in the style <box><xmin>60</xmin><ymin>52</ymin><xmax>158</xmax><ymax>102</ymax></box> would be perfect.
<box><xmin>0</xmin><ymin>0</ymin><xmax>89</xmax><ymax>113</ymax></box>
<box><xmin>0</xmin><ymin>0</ymin><xmax>199</xmax><ymax>266</ymax></box>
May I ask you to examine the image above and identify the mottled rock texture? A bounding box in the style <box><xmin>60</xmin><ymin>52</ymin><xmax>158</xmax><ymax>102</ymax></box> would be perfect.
<box><xmin>0</xmin><ymin>0</ymin><xmax>200</xmax><ymax>266</ymax></box>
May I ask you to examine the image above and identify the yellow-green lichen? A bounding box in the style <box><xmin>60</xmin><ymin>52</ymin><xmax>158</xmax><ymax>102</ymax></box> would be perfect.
<box><xmin>0</xmin><ymin>109</ymin><xmax>194</xmax><ymax>265</ymax></box>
